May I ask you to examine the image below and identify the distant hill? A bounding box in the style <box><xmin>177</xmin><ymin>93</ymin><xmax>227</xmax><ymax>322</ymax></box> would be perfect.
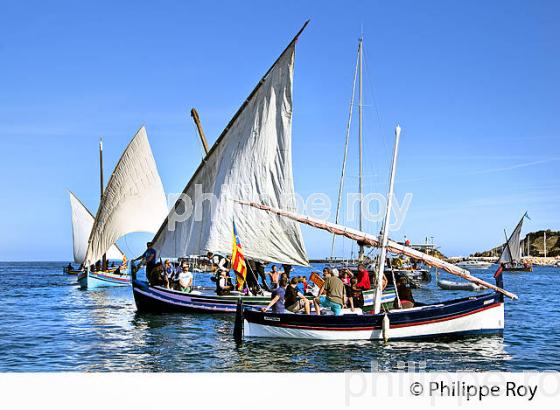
<box><xmin>471</xmin><ymin>230</ymin><xmax>560</xmax><ymax>258</ymax></box>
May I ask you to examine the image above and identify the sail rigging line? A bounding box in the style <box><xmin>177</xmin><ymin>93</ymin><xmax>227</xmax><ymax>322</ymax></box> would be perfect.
<box><xmin>235</xmin><ymin>199</ymin><xmax>519</xmax><ymax>300</ymax></box>
<box><xmin>150</xmin><ymin>20</ymin><xmax>310</xmax><ymax>249</ymax></box>
<box><xmin>358</xmin><ymin>37</ymin><xmax>364</xmax><ymax>261</ymax></box>
<box><xmin>330</xmin><ymin>40</ymin><xmax>360</xmax><ymax>259</ymax></box>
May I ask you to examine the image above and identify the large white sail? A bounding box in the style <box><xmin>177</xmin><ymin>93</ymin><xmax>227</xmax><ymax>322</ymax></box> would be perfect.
<box><xmin>69</xmin><ymin>192</ymin><xmax>124</xmax><ymax>263</ymax></box>
<box><xmin>498</xmin><ymin>213</ymin><xmax>526</xmax><ymax>264</ymax></box>
<box><xmin>84</xmin><ymin>127</ymin><xmax>168</xmax><ymax>266</ymax></box>
<box><xmin>152</xmin><ymin>34</ymin><xmax>308</xmax><ymax>266</ymax></box>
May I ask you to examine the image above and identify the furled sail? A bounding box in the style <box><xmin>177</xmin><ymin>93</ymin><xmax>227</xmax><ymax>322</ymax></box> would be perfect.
<box><xmin>69</xmin><ymin>191</ymin><xmax>124</xmax><ymax>263</ymax></box>
<box><xmin>84</xmin><ymin>126</ymin><xmax>168</xmax><ymax>266</ymax></box>
<box><xmin>237</xmin><ymin>200</ymin><xmax>519</xmax><ymax>300</ymax></box>
<box><xmin>151</xmin><ymin>24</ymin><xmax>309</xmax><ymax>266</ymax></box>
<box><xmin>498</xmin><ymin>213</ymin><xmax>527</xmax><ymax>264</ymax></box>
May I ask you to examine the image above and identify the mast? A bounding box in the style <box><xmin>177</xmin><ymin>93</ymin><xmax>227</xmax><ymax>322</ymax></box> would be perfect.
<box><xmin>190</xmin><ymin>108</ymin><xmax>210</xmax><ymax>155</ymax></box>
<box><xmin>99</xmin><ymin>138</ymin><xmax>107</xmax><ymax>269</ymax></box>
<box><xmin>526</xmin><ymin>234</ymin><xmax>530</xmax><ymax>257</ymax></box>
<box><xmin>330</xmin><ymin>41</ymin><xmax>360</xmax><ymax>259</ymax></box>
<box><xmin>373</xmin><ymin>125</ymin><xmax>401</xmax><ymax>314</ymax></box>
<box><xmin>504</xmin><ymin>229</ymin><xmax>514</xmax><ymax>265</ymax></box>
<box><xmin>544</xmin><ymin>231</ymin><xmax>547</xmax><ymax>258</ymax></box>
<box><xmin>358</xmin><ymin>37</ymin><xmax>364</xmax><ymax>261</ymax></box>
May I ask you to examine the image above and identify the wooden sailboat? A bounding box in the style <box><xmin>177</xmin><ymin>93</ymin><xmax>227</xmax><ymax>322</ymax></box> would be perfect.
<box><xmin>499</xmin><ymin>213</ymin><xmax>532</xmax><ymax>272</ymax></box>
<box><xmin>234</xmin><ymin>125</ymin><xmax>518</xmax><ymax>341</ymax></box>
<box><xmin>79</xmin><ymin>127</ymin><xmax>168</xmax><ymax>289</ymax></box>
<box><xmin>131</xmin><ymin>23</ymin><xmax>394</xmax><ymax>314</ymax></box>
<box><xmin>66</xmin><ymin>191</ymin><xmax>125</xmax><ymax>275</ymax></box>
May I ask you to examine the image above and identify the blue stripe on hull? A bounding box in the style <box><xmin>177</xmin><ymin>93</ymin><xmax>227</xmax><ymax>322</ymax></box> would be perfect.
<box><xmin>79</xmin><ymin>272</ymin><xmax>131</xmax><ymax>289</ymax></box>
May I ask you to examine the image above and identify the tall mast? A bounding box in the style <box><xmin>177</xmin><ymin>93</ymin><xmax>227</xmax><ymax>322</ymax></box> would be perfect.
<box><xmin>358</xmin><ymin>37</ymin><xmax>364</xmax><ymax>261</ymax></box>
<box><xmin>330</xmin><ymin>40</ymin><xmax>360</xmax><ymax>259</ymax></box>
<box><xmin>373</xmin><ymin>125</ymin><xmax>401</xmax><ymax>314</ymax></box>
<box><xmin>544</xmin><ymin>231</ymin><xmax>547</xmax><ymax>258</ymax></box>
<box><xmin>99</xmin><ymin>138</ymin><xmax>107</xmax><ymax>269</ymax></box>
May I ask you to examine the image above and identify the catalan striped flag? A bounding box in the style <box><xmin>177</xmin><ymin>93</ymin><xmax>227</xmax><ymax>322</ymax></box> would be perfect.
<box><xmin>232</xmin><ymin>221</ymin><xmax>247</xmax><ymax>291</ymax></box>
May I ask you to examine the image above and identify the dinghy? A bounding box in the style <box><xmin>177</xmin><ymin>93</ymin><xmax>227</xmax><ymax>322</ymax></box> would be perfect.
<box><xmin>436</xmin><ymin>271</ymin><xmax>483</xmax><ymax>292</ymax></box>
<box><xmin>234</xmin><ymin>124</ymin><xmax>518</xmax><ymax>341</ymax></box>
<box><xmin>81</xmin><ymin>127</ymin><xmax>168</xmax><ymax>289</ymax></box>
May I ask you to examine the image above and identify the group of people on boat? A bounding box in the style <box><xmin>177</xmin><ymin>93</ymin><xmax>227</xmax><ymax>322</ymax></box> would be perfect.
<box><xmin>135</xmin><ymin>241</ymin><xmax>415</xmax><ymax>313</ymax></box>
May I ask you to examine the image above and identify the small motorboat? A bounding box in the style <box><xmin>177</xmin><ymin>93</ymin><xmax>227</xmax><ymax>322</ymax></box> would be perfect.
<box><xmin>454</xmin><ymin>260</ymin><xmax>492</xmax><ymax>269</ymax></box>
<box><xmin>436</xmin><ymin>272</ymin><xmax>483</xmax><ymax>291</ymax></box>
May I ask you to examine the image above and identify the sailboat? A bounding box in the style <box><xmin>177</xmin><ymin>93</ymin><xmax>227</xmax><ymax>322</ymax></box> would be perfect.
<box><xmin>65</xmin><ymin>191</ymin><xmax>125</xmax><ymax>274</ymax></box>
<box><xmin>130</xmin><ymin>23</ymin><xmax>395</xmax><ymax>313</ymax></box>
<box><xmin>234</xmin><ymin>125</ymin><xmax>518</xmax><ymax>341</ymax></box>
<box><xmin>499</xmin><ymin>213</ymin><xmax>533</xmax><ymax>272</ymax></box>
<box><xmin>79</xmin><ymin>126</ymin><xmax>168</xmax><ymax>289</ymax></box>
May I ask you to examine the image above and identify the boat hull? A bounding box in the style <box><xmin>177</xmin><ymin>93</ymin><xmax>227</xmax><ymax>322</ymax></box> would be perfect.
<box><xmin>63</xmin><ymin>268</ymin><xmax>82</xmax><ymax>275</ymax></box>
<box><xmin>78</xmin><ymin>270</ymin><xmax>131</xmax><ymax>289</ymax></box>
<box><xmin>240</xmin><ymin>293</ymin><xmax>504</xmax><ymax>341</ymax></box>
<box><xmin>132</xmin><ymin>279</ymin><xmax>395</xmax><ymax>314</ymax></box>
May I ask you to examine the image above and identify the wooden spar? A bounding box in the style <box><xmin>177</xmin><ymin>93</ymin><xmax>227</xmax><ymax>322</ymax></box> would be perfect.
<box><xmin>190</xmin><ymin>108</ymin><xmax>209</xmax><ymax>155</ymax></box>
<box><xmin>374</xmin><ymin>125</ymin><xmax>401</xmax><ymax>313</ymax></box>
<box><xmin>331</xmin><ymin>41</ymin><xmax>360</xmax><ymax>259</ymax></box>
<box><xmin>150</xmin><ymin>21</ymin><xmax>310</xmax><ymax>245</ymax></box>
<box><xmin>235</xmin><ymin>200</ymin><xmax>519</xmax><ymax>300</ymax></box>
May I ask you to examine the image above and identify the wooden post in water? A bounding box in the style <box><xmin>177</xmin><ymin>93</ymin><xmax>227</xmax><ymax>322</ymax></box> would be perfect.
<box><xmin>190</xmin><ymin>108</ymin><xmax>209</xmax><ymax>155</ymax></box>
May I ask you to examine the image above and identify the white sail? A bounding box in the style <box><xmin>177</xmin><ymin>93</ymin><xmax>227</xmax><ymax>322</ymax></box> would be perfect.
<box><xmin>498</xmin><ymin>214</ymin><xmax>526</xmax><ymax>264</ymax></box>
<box><xmin>69</xmin><ymin>192</ymin><xmax>124</xmax><ymax>263</ymax></box>
<box><xmin>152</xmin><ymin>41</ymin><xmax>308</xmax><ymax>266</ymax></box>
<box><xmin>84</xmin><ymin>127</ymin><xmax>168</xmax><ymax>266</ymax></box>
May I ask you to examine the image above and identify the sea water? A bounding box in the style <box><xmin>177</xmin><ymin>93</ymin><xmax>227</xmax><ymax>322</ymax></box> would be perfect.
<box><xmin>0</xmin><ymin>262</ymin><xmax>559</xmax><ymax>372</ymax></box>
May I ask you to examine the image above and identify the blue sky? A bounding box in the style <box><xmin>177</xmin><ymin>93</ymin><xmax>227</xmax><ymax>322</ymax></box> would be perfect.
<box><xmin>0</xmin><ymin>0</ymin><xmax>558</xmax><ymax>261</ymax></box>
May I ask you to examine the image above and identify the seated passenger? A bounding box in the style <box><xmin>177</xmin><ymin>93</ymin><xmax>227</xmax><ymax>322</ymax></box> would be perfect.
<box><xmin>163</xmin><ymin>259</ymin><xmax>174</xmax><ymax>289</ymax></box>
<box><xmin>148</xmin><ymin>264</ymin><xmax>166</xmax><ymax>287</ymax></box>
<box><xmin>285</xmin><ymin>277</ymin><xmax>311</xmax><ymax>314</ymax></box>
<box><xmin>261</xmin><ymin>277</ymin><xmax>288</xmax><ymax>313</ymax></box>
<box><xmin>216</xmin><ymin>271</ymin><xmax>233</xmax><ymax>296</ymax></box>
<box><xmin>394</xmin><ymin>277</ymin><xmax>415</xmax><ymax>309</ymax></box>
<box><xmin>349</xmin><ymin>277</ymin><xmax>364</xmax><ymax>310</ymax></box>
<box><xmin>178</xmin><ymin>264</ymin><xmax>193</xmax><ymax>293</ymax></box>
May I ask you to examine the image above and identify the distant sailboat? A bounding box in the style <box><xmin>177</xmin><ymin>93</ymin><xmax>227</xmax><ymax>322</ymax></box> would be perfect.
<box><xmin>499</xmin><ymin>213</ymin><xmax>532</xmax><ymax>272</ymax></box>
<box><xmin>79</xmin><ymin>126</ymin><xmax>168</xmax><ymax>289</ymax></box>
<box><xmin>65</xmin><ymin>191</ymin><xmax>124</xmax><ymax>274</ymax></box>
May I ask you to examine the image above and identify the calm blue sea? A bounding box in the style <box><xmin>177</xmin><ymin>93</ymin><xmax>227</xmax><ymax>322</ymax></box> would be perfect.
<box><xmin>0</xmin><ymin>262</ymin><xmax>559</xmax><ymax>372</ymax></box>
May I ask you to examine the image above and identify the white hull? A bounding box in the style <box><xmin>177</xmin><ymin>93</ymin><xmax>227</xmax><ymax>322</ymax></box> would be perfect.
<box><xmin>243</xmin><ymin>302</ymin><xmax>504</xmax><ymax>340</ymax></box>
